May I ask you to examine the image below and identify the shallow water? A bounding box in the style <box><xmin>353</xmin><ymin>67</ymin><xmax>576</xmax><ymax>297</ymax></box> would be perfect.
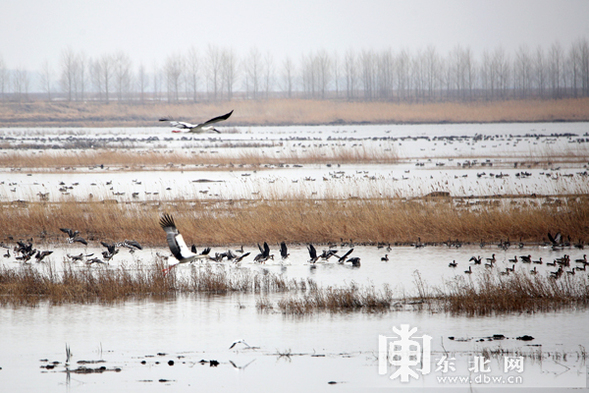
<box><xmin>0</xmin><ymin>292</ymin><xmax>587</xmax><ymax>392</ymax></box>
<box><xmin>1</xmin><ymin>243</ymin><xmax>588</xmax><ymax>391</ymax></box>
<box><xmin>1</xmin><ymin>122</ymin><xmax>588</xmax><ymax>202</ymax></box>
<box><xmin>1</xmin><ymin>123</ymin><xmax>588</xmax><ymax>391</ymax></box>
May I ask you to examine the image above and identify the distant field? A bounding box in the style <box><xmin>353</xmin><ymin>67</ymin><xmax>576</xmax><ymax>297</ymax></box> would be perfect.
<box><xmin>1</xmin><ymin>98</ymin><xmax>589</xmax><ymax>127</ymax></box>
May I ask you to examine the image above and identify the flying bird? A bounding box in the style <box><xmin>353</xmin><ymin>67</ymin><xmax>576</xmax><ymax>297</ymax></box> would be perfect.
<box><xmin>253</xmin><ymin>242</ymin><xmax>272</xmax><ymax>263</ymax></box>
<box><xmin>60</xmin><ymin>227</ymin><xmax>88</xmax><ymax>245</ymax></box>
<box><xmin>307</xmin><ymin>244</ymin><xmax>318</xmax><ymax>264</ymax></box>
<box><xmin>229</xmin><ymin>339</ymin><xmax>251</xmax><ymax>350</ymax></box>
<box><xmin>280</xmin><ymin>241</ymin><xmax>289</xmax><ymax>260</ymax></box>
<box><xmin>159</xmin><ymin>213</ymin><xmax>210</xmax><ymax>274</ymax></box>
<box><xmin>159</xmin><ymin>110</ymin><xmax>233</xmax><ymax>133</ymax></box>
<box><xmin>337</xmin><ymin>248</ymin><xmax>354</xmax><ymax>263</ymax></box>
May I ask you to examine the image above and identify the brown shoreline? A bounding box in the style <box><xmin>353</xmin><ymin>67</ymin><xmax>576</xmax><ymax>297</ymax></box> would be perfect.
<box><xmin>1</xmin><ymin>98</ymin><xmax>589</xmax><ymax>128</ymax></box>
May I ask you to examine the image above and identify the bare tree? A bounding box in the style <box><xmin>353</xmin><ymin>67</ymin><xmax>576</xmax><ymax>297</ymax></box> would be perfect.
<box><xmin>244</xmin><ymin>47</ymin><xmax>262</xmax><ymax>100</ymax></box>
<box><xmin>262</xmin><ymin>51</ymin><xmax>275</xmax><ymax>99</ymax></box>
<box><xmin>152</xmin><ymin>61</ymin><xmax>162</xmax><ymax>102</ymax></box>
<box><xmin>0</xmin><ymin>55</ymin><xmax>8</xmax><ymax>100</ymax></box>
<box><xmin>98</xmin><ymin>53</ymin><xmax>114</xmax><ymax>103</ymax></box>
<box><xmin>492</xmin><ymin>46</ymin><xmax>511</xmax><ymax>99</ymax></box>
<box><xmin>113</xmin><ymin>51</ymin><xmax>133</xmax><ymax>101</ymax></box>
<box><xmin>39</xmin><ymin>59</ymin><xmax>53</xmax><ymax>101</ymax></box>
<box><xmin>205</xmin><ymin>44</ymin><xmax>222</xmax><ymax>101</ymax></box>
<box><xmin>344</xmin><ymin>49</ymin><xmax>358</xmax><ymax>100</ymax></box>
<box><xmin>395</xmin><ymin>49</ymin><xmax>411</xmax><ymax>102</ymax></box>
<box><xmin>332</xmin><ymin>51</ymin><xmax>341</xmax><ymax>98</ymax></box>
<box><xmin>315</xmin><ymin>49</ymin><xmax>331</xmax><ymax>99</ymax></box>
<box><xmin>514</xmin><ymin>45</ymin><xmax>533</xmax><ymax>98</ymax></box>
<box><xmin>221</xmin><ymin>48</ymin><xmax>237</xmax><ymax>101</ymax></box>
<box><xmin>568</xmin><ymin>39</ymin><xmax>585</xmax><ymax>97</ymax></box>
<box><xmin>90</xmin><ymin>53</ymin><xmax>115</xmax><ymax>103</ymax></box>
<box><xmin>423</xmin><ymin>45</ymin><xmax>440</xmax><ymax>101</ymax></box>
<box><xmin>533</xmin><ymin>46</ymin><xmax>547</xmax><ymax>98</ymax></box>
<box><xmin>136</xmin><ymin>63</ymin><xmax>149</xmax><ymax>102</ymax></box>
<box><xmin>164</xmin><ymin>54</ymin><xmax>183</xmax><ymax>102</ymax></box>
<box><xmin>280</xmin><ymin>56</ymin><xmax>295</xmax><ymax>98</ymax></box>
<box><xmin>75</xmin><ymin>51</ymin><xmax>88</xmax><ymax>101</ymax></box>
<box><xmin>548</xmin><ymin>41</ymin><xmax>565</xmax><ymax>98</ymax></box>
<box><xmin>60</xmin><ymin>47</ymin><xmax>77</xmax><ymax>101</ymax></box>
<box><xmin>12</xmin><ymin>66</ymin><xmax>30</xmax><ymax>102</ymax></box>
<box><xmin>300</xmin><ymin>51</ymin><xmax>317</xmax><ymax>98</ymax></box>
<box><xmin>184</xmin><ymin>46</ymin><xmax>200</xmax><ymax>102</ymax></box>
<box><xmin>579</xmin><ymin>38</ymin><xmax>589</xmax><ymax>97</ymax></box>
<box><xmin>375</xmin><ymin>49</ymin><xmax>394</xmax><ymax>101</ymax></box>
<box><xmin>360</xmin><ymin>49</ymin><xmax>376</xmax><ymax>100</ymax></box>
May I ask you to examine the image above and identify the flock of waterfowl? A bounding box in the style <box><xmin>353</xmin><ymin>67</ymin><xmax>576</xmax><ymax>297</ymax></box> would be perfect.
<box><xmin>159</xmin><ymin>213</ymin><xmax>360</xmax><ymax>274</ymax></box>
<box><xmin>1</xmin><ymin>213</ymin><xmax>362</xmax><ymax>272</ymax></box>
<box><xmin>2</xmin><ymin>228</ymin><xmax>142</xmax><ymax>265</ymax></box>
<box><xmin>448</xmin><ymin>232</ymin><xmax>587</xmax><ymax>279</ymax></box>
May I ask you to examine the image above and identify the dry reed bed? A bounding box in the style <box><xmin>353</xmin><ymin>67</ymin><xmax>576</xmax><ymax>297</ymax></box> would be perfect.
<box><xmin>2</xmin><ymin>98</ymin><xmax>589</xmax><ymax>127</ymax></box>
<box><xmin>0</xmin><ymin>261</ymin><xmax>301</xmax><ymax>306</ymax></box>
<box><xmin>1</xmin><ymin>195</ymin><xmax>588</xmax><ymax>247</ymax></box>
<box><xmin>1</xmin><ymin>261</ymin><xmax>588</xmax><ymax>315</ymax></box>
<box><xmin>0</xmin><ymin>144</ymin><xmax>399</xmax><ymax>169</ymax></box>
<box><xmin>427</xmin><ymin>270</ymin><xmax>589</xmax><ymax>316</ymax></box>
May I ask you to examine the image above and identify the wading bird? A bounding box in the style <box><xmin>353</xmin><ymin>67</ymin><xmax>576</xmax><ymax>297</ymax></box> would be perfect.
<box><xmin>159</xmin><ymin>110</ymin><xmax>233</xmax><ymax>133</ymax></box>
<box><xmin>159</xmin><ymin>213</ymin><xmax>211</xmax><ymax>274</ymax></box>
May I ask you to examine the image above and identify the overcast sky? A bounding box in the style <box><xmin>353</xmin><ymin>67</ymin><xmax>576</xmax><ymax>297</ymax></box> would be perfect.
<box><xmin>1</xmin><ymin>0</ymin><xmax>588</xmax><ymax>70</ymax></box>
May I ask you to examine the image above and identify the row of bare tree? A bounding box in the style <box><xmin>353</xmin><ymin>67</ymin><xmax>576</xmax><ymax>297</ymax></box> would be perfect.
<box><xmin>1</xmin><ymin>39</ymin><xmax>588</xmax><ymax>103</ymax></box>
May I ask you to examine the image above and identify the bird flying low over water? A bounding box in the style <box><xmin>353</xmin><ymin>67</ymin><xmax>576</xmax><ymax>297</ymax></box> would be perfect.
<box><xmin>59</xmin><ymin>227</ymin><xmax>88</xmax><ymax>245</ymax></box>
<box><xmin>159</xmin><ymin>213</ymin><xmax>210</xmax><ymax>274</ymax></box>
<box><xmin>159</xmin><ymin>110</ymin><xmax>233</xmax><ymax>133</ymax></box>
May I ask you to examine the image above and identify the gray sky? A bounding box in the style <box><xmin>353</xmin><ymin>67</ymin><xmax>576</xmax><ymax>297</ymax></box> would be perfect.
<box><xmin>1</xmin><ymin>0</ymin><xmax>588</xmax><ymax>70</ymax></box>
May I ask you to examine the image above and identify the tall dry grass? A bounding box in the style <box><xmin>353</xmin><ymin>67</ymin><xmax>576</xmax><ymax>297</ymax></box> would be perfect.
<box><xmin>1</xmin><ymin>195</ymin><xmax>588</xmax><ymax>247</ymax></box>
<box><xmin>431</xmin><ymin>270</ymin><xmax>589</xmax><ymax>316</ymax></box>
<box><xmin>1</xmin><ymin>98</ymin><xmax>589</xmax><ymax>127</ymax></box>
<box><xmin>1</xmin><ymin>257</ymin><xmax>587</xmax><ymax>313</ymax></box>
<box><xmin>0</xmin><ymin>144</ymin><xmax>399</xmax><ymax>169</ymax></box>
<box><xmin>0</xmin><ymin>259</ymin><xmax>301</xmax><ymax>306</ymax></box>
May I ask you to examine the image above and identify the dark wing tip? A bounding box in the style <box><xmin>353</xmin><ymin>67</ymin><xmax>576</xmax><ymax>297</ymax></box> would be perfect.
<box><xmin>160</xmin><ymin>213</ymin><xmax>176</xmax><ymax>229</ymax></box>
<box><xmin>159</xmin><ymin>117</ymin><xmax>169</xmax><ymax>122</ymax></box>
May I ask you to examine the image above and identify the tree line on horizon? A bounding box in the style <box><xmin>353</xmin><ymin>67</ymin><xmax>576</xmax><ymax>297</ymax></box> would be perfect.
<box><xmin>1</xmin><ymin>38</ymin><xmax>588</xmax><ymax>104</ymax></box>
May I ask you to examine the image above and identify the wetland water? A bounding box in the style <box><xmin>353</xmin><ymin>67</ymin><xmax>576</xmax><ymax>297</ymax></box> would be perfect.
<box><xmin>1</xmin><ymin>122</ymin><xmax>588</xmax><ymax>391</ymax></box>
